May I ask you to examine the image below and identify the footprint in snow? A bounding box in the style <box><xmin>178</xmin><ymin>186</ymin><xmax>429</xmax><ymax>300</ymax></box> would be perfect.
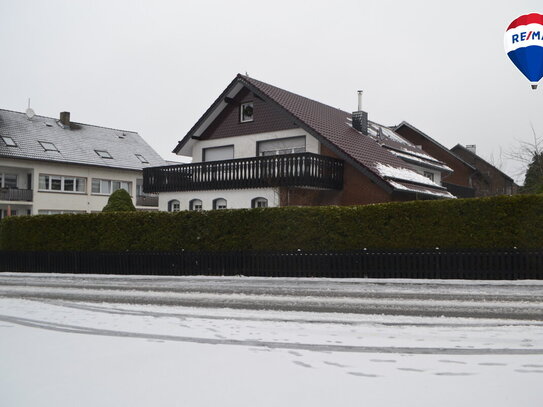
<box><xmin>293</xmin><ymin>361</ymin><xmax>312</xmax><ymax>368</ymax></box>
<box><xmin>515</xmin><ymin>369</ymin><xmax>543</xmax><ymax>374</ymax></box>
<box><xmin>439</xmin><ymin>360</ymin><xmax>467</xmax><ymax>365</ymax></box>
<box><xmin>370</xmin><ymin>359</ymin><xmax>396</xmax><ymax>363</ymax></box>
<box><xmin>522</xmin><ymin>364</ymin><xmax>543</xmax><ymax>368</ymax></box>
<box><xmin>397</xmin><ymin>368</ymin><xmax>425</xmax><ymax>372</ymax></box>
<box><xmin>288</xmin><ymin>351</ymin><xmax>302</xmax><ymax>357</ymax></box>
<box><xmin>348</xmin><ymin>372</ymin><xmax>379</xmax><ymax>378</ymax></box>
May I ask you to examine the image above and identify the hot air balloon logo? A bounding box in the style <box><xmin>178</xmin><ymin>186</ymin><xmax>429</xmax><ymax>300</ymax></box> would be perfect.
<box><xmin>504</xmin><ymin>13</ymin><xmax>543</xmax><ymax>89</ymax></box>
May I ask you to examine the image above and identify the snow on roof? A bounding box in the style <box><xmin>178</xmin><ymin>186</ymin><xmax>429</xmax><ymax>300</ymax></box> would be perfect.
<box><xmin>388</xmin><ymin>150</ymin><xmax>453</xmax><ymax>172</ymax></box>
<box><xmin>375</xmin><ymin>163</ymin><xmax>444</xmax><ymax>188</ymax></box>
<box><xmin>388</xmin><ymin>180</ymin><xmax>456</xmax><ymax>198</ymax></box>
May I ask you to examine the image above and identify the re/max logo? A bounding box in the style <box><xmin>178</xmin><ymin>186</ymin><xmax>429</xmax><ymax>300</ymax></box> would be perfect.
<box><xmin>512</xmin><ymin>31</ymin><xmax>542</xmax><ymax>43</ymax></box>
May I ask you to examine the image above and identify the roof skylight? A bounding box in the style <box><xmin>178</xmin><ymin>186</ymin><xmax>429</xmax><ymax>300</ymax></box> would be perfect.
<box><xmin>1</xmin><ymin>136</ymin><xmax>17</xmax><ymax>147</ymax></box>
<box><xmin>95</xmin><ymin>150</ymin><xmax>113</xmax><ymax>159</ymax></box>
<box><xmin>135</xmin><ymin>154</ymin><xmax>149</xmax><ymax>164</ymax></box>
<box><xmin>39</xmin><ymin>141</ymin><xmax>59</xmax><ymax>152</ymax></box>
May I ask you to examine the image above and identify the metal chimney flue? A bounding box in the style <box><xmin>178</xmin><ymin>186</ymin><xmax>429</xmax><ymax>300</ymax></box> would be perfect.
<box><xmin>59</xmin><ymin>111</ymin><xmax>70</xmax><ymax>127</ymax></box>
<box><xmin>352</xmin><ymin>90</ymin><xmax>368</xmax><ymax>135</ymax></box>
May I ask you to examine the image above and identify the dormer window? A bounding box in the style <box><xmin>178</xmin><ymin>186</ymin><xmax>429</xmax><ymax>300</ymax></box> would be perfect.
<box><xmin>135</xmin><ymin>154</ymin><xmax>149</xmax><ymax>163</ymax></box>
<box><xmin>1</xmin><ymin>136</ymin><xmax>17</xmax><ymax>147</ymax></box>
<box><xmin>95</xmin><ymin>150</ymin><xmax>113</xmax><ymax>159</ymax></box>
<box><xmin>39</xmin><ymin>141</ymin><xmax>59</xmax><ymax>152</ymax></box>
<box><xmin>240</xmin><ymin>102</ymin><xmax>254</xmax><ymax>123</ymax></box>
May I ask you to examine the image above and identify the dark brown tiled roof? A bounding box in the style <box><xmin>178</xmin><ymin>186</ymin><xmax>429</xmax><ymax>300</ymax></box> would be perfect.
<box><xmin>174</xmin><ymin>74</ymin><xmax>453</xmax><ymax>198</ymax></box>
<box><xmin>238</xmin><ymin>75</ymin><xmax>452</xmax><ymax>197</ymax></box>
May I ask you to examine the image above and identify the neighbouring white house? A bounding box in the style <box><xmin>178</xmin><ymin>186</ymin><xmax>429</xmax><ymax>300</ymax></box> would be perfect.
<box><xmin>143</xmin><ymin>74</ymin><xmax>454</xmax><ymax>212</ymax></box>
<box><xmin>0</xmin><ymin>109</ymin><xmax>166</xmax><ymax>218</ymax></box>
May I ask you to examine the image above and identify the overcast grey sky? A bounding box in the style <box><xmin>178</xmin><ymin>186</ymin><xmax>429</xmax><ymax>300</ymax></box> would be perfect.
<box><xmin>1</xmin><ymin>0</ymin><xmax>541</xmax><ymax>183</ymax></box>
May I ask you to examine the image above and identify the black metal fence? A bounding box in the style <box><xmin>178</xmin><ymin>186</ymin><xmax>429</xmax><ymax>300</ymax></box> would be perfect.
<box><xmin>0</xmin><ymin>250</ymin><xmax>542</xmax><ymax>279</ymax></box>
<box><xmin>143</xmin><ymin>153</ymin><xmax>344</xmax><ymax>193</ymax></box>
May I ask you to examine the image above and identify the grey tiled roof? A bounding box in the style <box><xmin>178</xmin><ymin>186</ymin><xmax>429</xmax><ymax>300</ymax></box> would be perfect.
<box><xmin>0</xmin><ymin>109</ymin><xmax>166</xmax><ymax>171</ymax></box>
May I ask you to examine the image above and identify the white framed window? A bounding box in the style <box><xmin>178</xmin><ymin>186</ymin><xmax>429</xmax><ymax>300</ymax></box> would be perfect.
<box><xmin>167</xmin><ymin>199</ymin><xmax>180</xmax><ymax>212</ymax></box>
<box><xmin>0</xmin><ymin>173</ymin><xmax>18</xmax><ymax>188</ymax></box>
<box><xmin>95</xmin><ymin>150</ymin><xmax>113</xmax><ymax>159</ymax></box>
<box><xmin>1</xmin><ymin>136</ymin><xmax>17</xmax><ymax>147</ymax></box>
<box><xmin>257</xmin><ymin>136</ymin><xmax>306</xmax><ymax>156</ymax></box>
<box><xmin>189</xmin><ymin>199</ymin><xmax>203</xmax><ymax>211</ymax></box>
<box><xmin>423</xmin><ymin>171</ymin><xmax>434</xmax><ymax>182</ymax></box>
<box><xmin>251</xmin><ymin>197</ymin><xmax>268</xmax><ymax>208</ymax></box>
<box><xmin>39</xmin><ymin>174</ymin><xmax>86</xmax><ymax>193</ymax></box>
<box><xmin>240</xmin><ymin>102</ymin><xmax>254</xmax><ymax>123</ymax></box>
<box><xmin>39</xmin><ymin>141</ymin><xmax>59</xmax><ymax>152</ymax></box>
<box><xmin>91</xmin><ymin>179</ymin><xmax>132</xmax><ymax>195</ymax></box>
<box><xmin>213</xmin><ymin>198</ymin><xmax>227</xmax><ymax>210</ymax></box>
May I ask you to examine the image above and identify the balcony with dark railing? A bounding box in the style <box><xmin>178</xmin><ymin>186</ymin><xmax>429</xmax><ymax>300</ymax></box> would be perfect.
<box><xmin>0</xmin><ymin>188</ymin><xmax>33</xmax><ymax>202</ymax></box>
<box><xmin>144</xmin><ymin>153</ymin><xmax>344</xmax><ymax>193</ymax></box>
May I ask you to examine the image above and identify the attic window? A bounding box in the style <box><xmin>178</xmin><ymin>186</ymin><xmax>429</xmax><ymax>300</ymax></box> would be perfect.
<box><xmin>1</xmin><ymin>136</ymin><xmax>17</xmax><ymax>147</ymax></box>
<box><xmin>95</xmin><ymin>150</ymin><xmax>113</xmax><ymax>159</ymax></box>
<box><xmin>240</xmin><ymin>102</ymin><xmax>254</xmax><ymax>123</ymax></box>
<box><xmin>39</xmin><ymin>141</ymin><xmax>59</xmax><ymax>152</ymax></box>
<box><xmin>135</xmin><ymin>154</ymin><xmax>149</xmax><ymax>163</ymax></box>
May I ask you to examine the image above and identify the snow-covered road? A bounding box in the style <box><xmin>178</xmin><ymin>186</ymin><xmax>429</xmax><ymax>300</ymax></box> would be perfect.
<box><xmin>1</xmin><ymin>274</ymin><xmax>543</xmax><ymax>406</ymax></box>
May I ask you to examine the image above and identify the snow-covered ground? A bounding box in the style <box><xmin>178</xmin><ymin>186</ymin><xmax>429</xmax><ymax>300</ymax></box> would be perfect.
<box><xmin>1</xmin><ymin>274</ymin><xmax>543</xmax><ymax>406</ymax></box>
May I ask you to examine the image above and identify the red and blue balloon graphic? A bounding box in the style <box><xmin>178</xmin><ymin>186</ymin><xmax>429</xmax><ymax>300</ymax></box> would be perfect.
<box><xmin>504</xmin><ymin>13</ymin><xmax>543</xmax><ymax>89</ymax></box>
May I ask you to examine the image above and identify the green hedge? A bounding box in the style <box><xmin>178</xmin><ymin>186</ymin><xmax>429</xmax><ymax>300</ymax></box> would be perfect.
<box><xmin>1</xmin><ymin>195</ymin><xmax>542</xmax><ymax>252</ymax></box>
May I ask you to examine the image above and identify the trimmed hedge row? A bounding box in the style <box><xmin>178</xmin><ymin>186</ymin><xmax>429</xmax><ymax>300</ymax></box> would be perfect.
<box><xmin>0</xmin><ymin>195</ymin><xmax>542</xmax><ymax>252</ymax></box>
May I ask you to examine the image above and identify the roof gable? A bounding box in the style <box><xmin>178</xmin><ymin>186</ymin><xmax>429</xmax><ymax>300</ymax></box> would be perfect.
<box><xmin>451</xmin><ymin>144</ymin><xmax>516</xmax><ymax>183</ymax></box>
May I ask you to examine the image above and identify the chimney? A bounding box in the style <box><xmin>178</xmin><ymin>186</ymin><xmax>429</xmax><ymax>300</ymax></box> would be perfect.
<box><xmin>466</xmin><ymin>144</ymin><xmax>476</xmax><ymax>154</ymax></box>
<box><xmin>352</xmin><ymin>90</ymin><xmax>368</xmax><ymax>135</ymax></box>
<box><xmin>59</xmin><ymin>111</ymin><xmax>70</xmax><ymax>127</ymax></box>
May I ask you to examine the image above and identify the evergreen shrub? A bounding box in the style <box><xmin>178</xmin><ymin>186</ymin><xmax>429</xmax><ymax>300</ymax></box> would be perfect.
<box><xmin>0</xmin><ymin>195</ymin><xmax>541</xmax><ymax>252</ymax></box>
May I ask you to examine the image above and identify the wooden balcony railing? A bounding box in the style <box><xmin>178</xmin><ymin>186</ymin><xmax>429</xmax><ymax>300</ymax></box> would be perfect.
<box><xmin>0</xmin><ymin>188</ymin><xmax>33</xmax><ymax>202</ymax></box>
<box><xmin>143</xmin><ymin>153</ymin><xmax>344</xmax><ymax>193</ymax></box>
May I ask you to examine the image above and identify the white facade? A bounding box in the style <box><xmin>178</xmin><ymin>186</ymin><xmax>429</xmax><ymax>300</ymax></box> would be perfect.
<box><xmin>161</xmin><ymin>129</ymin><xmax>319</xmax><ymax>211</ymax></box>
<box><xmin>0</xmin><ymin>157</ymin><xmax>156</xmax><ymax>218</ymax></box>
<box><xmin>189</xmin><ymin>128</ymin><xmax>320</xmax><ymax>162</ymax></box>
<box><xmin>159</xmin><ymin>188</ymin><xmax>280</xmax><ymax>211</ymax></box>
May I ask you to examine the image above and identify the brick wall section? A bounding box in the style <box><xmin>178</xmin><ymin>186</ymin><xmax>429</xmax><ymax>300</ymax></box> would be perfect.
<box><xmin>200</xmin><ymin>87</ymin><xmax>297</xmax><ymax>141</ymax></box>
<box><xmin>451</xmin><ymin>147</ymin><xmax>519</xmax><ymax>197</ymax></box>
<box><xmin>394</xmin><ymin>125</ymin><xmax>474</xmax><ymax>188</ymax></box>
<box><xmin>280</xmin><ymin>145</ymin><xmax>395</xmax><ymax>206</ymax></box>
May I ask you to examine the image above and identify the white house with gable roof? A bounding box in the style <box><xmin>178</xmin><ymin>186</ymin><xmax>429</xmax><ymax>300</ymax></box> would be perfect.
<box><xmin>0</xmin><ymin>109</ymin><xmax>166</xmax><ymax>218</ymax></box>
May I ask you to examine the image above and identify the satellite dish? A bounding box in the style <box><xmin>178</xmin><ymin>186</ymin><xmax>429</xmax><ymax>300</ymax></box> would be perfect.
<box><xmin>25</xmin><ymin>107</ymin><xmax>35</xmax><ymax>120</ymax></box>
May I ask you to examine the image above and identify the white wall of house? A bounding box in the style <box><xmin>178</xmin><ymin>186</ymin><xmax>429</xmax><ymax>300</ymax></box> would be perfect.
<box><xmin>0</xmin><ymin>157</ymin><xmax>148</xmax><ymax>215</ymax></box>
<box><xmin>190</xmin><ymin>129</ymin><xmax>321</xmax><ymax>162</ymax></box>
<box><xmin>159</xmin><ymin>188</ymin><xmax>280</xmax><ymax>211</ymax></box>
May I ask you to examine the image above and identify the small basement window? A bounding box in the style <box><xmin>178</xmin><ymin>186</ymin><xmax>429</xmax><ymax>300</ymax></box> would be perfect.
<box><xmin>240</xmin><ymin>102</ymin><xmax>254</xmax><ymax>123</ymax></box>
<box><xmin>39</xmin><ymin>141</ymin><xmax>59</xmax><ymax>152</ymax></box>
<box><xmin>189</xmin><ymin>199</ymin><xmax>203</xmax><ymax>211</ymax></box>
<box><xmin>95</xmin><ymin>150</ymin><xmax>113</xmax><ymax>159</ymax></box>
<box><xmin>1</xmin><ymin>136</ymin><xmax>17</xmax><ymax>147</ymax></box>
<box><xmin>135</xmin><ymin>154</ymin><xmax>149</xmax><ymax>163</ymax></box>
<box><xmin>251</xmin><ymin>197</ymin><xmax>268</xmax><ymax>208</ymax></box>
<box><xmin>213</xmin><ymin>198</ymin><xmax>227</xmax><ymax>210</ymax></box>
